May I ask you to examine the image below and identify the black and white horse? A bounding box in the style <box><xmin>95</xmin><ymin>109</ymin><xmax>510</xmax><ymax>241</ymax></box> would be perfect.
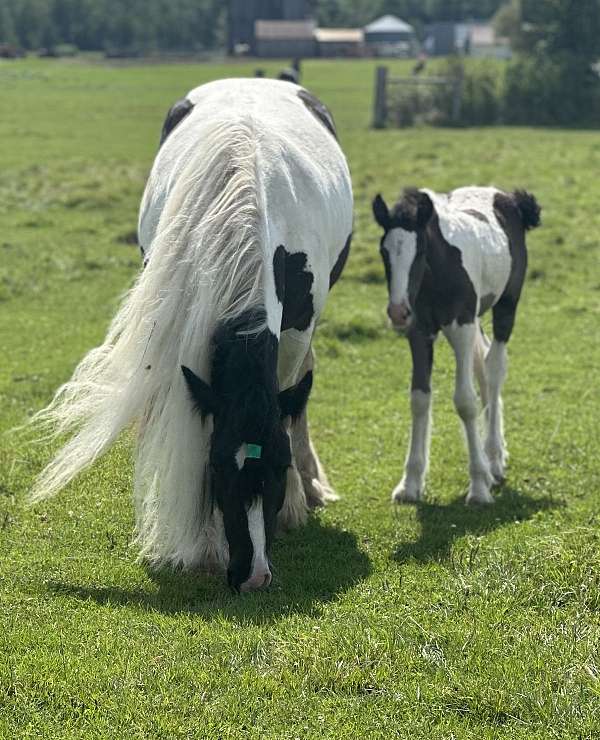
<box><xmin>372</xmin><ymin>186</ymin><xmax>540</xmax><ymax>504</ymax></box>
<box><xmin>32</xmin><ymin>78</ymin><xmax>353</xmax><ymax>591</ymax></box>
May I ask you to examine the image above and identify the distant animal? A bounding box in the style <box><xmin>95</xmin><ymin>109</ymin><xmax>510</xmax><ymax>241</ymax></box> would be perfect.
<box><xmin>412</xmin><ymin>55</ymin><xmax>427</xmax><ymax>75</ymax></box>
<box><xmin>32</xmin><ymin>78</ymin><xmax>352</xmax><ymax>592</ymax></box>
<box><xmin>372</xmin><ymin>186</ymin><xmax>541</xmax><ymax>504</ymax></box>
<box><xmin>278</xmin><ymin>67</ymin><xmax>299</xmax><ymax>84</ymax></box>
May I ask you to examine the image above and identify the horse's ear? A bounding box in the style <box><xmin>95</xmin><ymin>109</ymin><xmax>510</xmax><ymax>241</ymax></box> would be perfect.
<box><xmin>181</xmin><ymin>366</ymin><xmax>218</xmax><ymax>418</ymax></box>
<box><xmin>279</xmin><ymin>371</ymin><xmax>313</xmax><ymax>421</ymax></box>
<box><xmin>372</xmin><ymin>194</ymin><xmax>391</xmax><ymax>230</ymax></box>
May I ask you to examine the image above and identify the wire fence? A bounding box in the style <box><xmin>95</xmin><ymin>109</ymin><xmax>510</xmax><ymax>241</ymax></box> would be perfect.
<box><xmin>372</xmin><ymin>66</ymin><xmax>463</xmax><ymax>128</ymax></box>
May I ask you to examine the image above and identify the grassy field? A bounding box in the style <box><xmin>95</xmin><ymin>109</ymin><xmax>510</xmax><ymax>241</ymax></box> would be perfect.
<box><xmin>1</xmin><ymin>57</ymin><xmax>599</xmax><ymax>738</ymax></box>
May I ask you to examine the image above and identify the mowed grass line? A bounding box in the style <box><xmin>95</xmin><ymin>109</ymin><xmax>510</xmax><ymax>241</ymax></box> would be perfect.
<box><xmin>1</xmin><ymin>58</ymin><xmax>599</xmax><ymax>739</ymax></box>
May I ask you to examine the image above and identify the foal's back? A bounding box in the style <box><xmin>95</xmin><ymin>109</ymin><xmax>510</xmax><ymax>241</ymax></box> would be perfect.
<box><xmin>424</xmin><ymin>186</ymin><xmax>519</xmax><ymax>312</ymax></box>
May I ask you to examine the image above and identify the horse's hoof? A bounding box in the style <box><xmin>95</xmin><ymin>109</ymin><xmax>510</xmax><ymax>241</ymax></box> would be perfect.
<box><xmin>305</xmin><ymin>478</ymin><xmax>338</xmax><ymax>509</ymax></box>
<box><xmin>392</xmin><ymin>479</ymin><xmax>422</xmax><ymax>504</ymax></box>
<box><xmin>465</xmin><ymin>486</ymin><xmax>495</xmax><ymax>506</ymax></box>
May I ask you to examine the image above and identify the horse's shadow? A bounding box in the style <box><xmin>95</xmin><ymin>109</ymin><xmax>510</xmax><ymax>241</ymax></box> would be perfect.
<box><xmin>393</xmin><ymin>485</ymin><xmax>558</xmax><ymax>565</ymax></box>
<box><xmin>47</xmin><ymin>516</ymin><xmax>372</xmax><ymax>624</ymax></box>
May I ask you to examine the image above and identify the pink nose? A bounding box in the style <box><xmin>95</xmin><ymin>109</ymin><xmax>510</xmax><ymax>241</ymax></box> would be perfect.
<box><xmin>387</xmin><ymin>302</ymin><xmax>412</xmax><ymax>327</ymax></box>
<box><xmin>240</xmin><ymin>569</ymin><xmax>272</xmax><ymax>593</ymax></box>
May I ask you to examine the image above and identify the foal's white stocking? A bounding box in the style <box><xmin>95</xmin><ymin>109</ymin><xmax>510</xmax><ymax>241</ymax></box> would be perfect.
<box><xmin>473</xmin><ymin>323</ymin><xmax>490</xmax><ymax>408</ymax></box>
<box><xmin>393</xmin><ymin>390</ymin><xmax>432</xmax><ymax>503</ymax></box>
<box><xmin>444</xmin><ymin>322</ymin><xmax>494</xmax><ymax>505</ymax></box>
<box><xmin>484</xmin><ymin>339</ymin><xmax>508</xmax><ymax>482</ymax></box>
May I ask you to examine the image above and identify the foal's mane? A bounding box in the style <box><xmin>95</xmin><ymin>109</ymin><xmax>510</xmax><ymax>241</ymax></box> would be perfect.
<box><xmin>31</xmin><ymin>115</ymin><xmax>267</xmax><ymax>570</ymax></box>
<box><xmin>390</xmin><ymin>188</ymin><xmax>434</xmax><ymax>232</ymax></box>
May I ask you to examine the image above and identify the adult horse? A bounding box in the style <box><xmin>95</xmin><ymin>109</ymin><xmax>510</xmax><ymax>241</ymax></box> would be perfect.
<box><xmin>32</xmin><ymin>79</ymin><xmax>353</xmax><ymax>592</ymax></box>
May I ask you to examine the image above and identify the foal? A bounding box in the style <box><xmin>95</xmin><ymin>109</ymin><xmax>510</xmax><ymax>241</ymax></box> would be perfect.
<box><xmin>372</xmin><ymin>187</ymin><xmax>540</xmax><ymax>504</ymax></box>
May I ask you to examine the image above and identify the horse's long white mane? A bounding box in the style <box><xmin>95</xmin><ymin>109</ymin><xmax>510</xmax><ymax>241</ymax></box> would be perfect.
<box><xmin>31</xmin><ymin>116</ymin><xmax>267</xmax><ymax>569</ymax></box>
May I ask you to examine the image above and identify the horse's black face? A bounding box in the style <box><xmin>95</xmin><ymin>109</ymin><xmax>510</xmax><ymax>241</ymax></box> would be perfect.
<box><xmin>182</xmin><ymin>364</ymin><xmax>312</xmax><ymax>593</ymax></box>
<box><xmin>209</xmin><ymin>410</ymin><xmax>291</xmax><ymax>592</ymax></box>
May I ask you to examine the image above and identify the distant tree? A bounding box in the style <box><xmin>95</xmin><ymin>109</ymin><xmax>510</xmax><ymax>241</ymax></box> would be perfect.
<box><xmin>2</xmin><ymin>0</ymin><xmax>513</xmax><ymax>52</ymax></box>
<box><xmin>0</xmin><ymin>4</ymin><xmax>18</xmax><ymax>44</ymax></box>
<box><xmin>492</xmin><ymin>1</ymin><xmax>521</xmax><ymax>41</ymax></box>
<box><xmin>312</xmin><ymin>0</ymin><xmax>506</xmax><ymax>30</ymax></box>
<box><xmin>13</xmin><ymin>0</ymin><xmax>51</xmax><ymax>48</ymax></box>
<box><xmin>503</xmin><ymin>0</ymin><xmax>600</xmax><ymax>125</ymax></box>
<box><xmin>520</xmin><ymin>0</ymin><xmax>600</xmax><ymax>60</ymax></box>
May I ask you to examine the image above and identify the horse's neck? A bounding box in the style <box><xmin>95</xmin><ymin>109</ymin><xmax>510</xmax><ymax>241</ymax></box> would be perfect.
<box><xmin>211</xmin><ymin>311</ymin><xmax>279</xmax><ymax>398</ymax></box>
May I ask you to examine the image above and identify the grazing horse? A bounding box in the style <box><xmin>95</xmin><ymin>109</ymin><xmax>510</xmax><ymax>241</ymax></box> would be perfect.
<box><xmin>372</xmin><ymin>187</ymin><xmax>540</xmax><ymax>505</ymax></box>
<box><xmin>32</xmin><ymin>78</ymin><xmax>353</xmax><ymax>591</ymax></box>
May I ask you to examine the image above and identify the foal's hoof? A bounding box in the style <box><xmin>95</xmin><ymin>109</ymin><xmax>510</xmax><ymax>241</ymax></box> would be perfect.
<box><xmin>486</xmin><ymin>446</ymin><xmax>508</xmax><ymax>484</ymax></box>
<box><xmin>489</xmin><ymin>461</ymin><xmax>506</xmax><ymax>485</ymax></box>
<box><xmin>392</xmin><ymin>479</ymin><xmax>422</xmax><ymax>504</ymax></box>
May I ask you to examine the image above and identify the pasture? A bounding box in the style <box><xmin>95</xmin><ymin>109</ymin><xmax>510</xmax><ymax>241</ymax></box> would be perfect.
<box><xmin>1</xmin><ymin>57</ymin><xmax>599</xmax><ymax>738</ymax></box>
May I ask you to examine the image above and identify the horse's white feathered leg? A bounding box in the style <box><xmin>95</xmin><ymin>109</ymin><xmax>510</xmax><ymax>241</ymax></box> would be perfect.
<box><xmin>289</xmin><ymin>347</ymin><xmax>338</xmax><ymax>508</ymax></box>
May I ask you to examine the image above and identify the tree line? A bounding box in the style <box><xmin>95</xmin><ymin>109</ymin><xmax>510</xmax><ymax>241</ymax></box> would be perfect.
<box><xmin>0</xmin><ymin>0</ymin><xmax>224</xmax><ymax>53</ymax></box>
<box><xmin>0</xmin><ymin>0</ymin><xmax>507</xmax><ymax>53</ymax></box>
<box><xmin>314</xmin><ymin>0</ymin><xmax>505</xmax><ymax>30</ymax></box>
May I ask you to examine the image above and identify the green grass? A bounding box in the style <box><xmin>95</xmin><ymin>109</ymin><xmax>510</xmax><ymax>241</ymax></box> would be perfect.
<box><xmin>1</xmin><ymin>57</ymin><xmax>600</xmax><ymax>739</ymax></box>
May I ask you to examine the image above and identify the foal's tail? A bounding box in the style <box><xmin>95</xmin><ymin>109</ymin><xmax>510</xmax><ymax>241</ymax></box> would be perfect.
<box><xmin>513</xmin><ymin>190</ymin><xmax>541</xmax><ymax>231</ymax></box>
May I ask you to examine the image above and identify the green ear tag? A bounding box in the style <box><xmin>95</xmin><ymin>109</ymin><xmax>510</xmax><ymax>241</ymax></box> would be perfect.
<box><xmin>245</xmin><ymin>443</ymin><xmax>262</xmax><ymax>460</ymax></box>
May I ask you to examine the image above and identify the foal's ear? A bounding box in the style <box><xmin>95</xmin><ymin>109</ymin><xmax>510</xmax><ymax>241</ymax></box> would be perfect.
<box><xmin>181</xmin><ymin>365</ymin><xmax>218</xmax><ymax>418</ymax></box>
<box><xmin>279</xmin><ymin>370</ymin><xmax>313</xmax><ymax>421</ymax></box>
<box><xmin>372</xmin><ymin>194</ymin><xmax>391</xmax><ymax>230</ymax></box>
<box><xmin>401</xmin><ymin>189</ymin><xmax>434</xmax><ymax>231</ymax></box>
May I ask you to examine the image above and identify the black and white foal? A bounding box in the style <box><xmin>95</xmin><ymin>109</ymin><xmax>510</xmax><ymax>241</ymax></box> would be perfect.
<box><xmin>373</xmin><ymin>187</ymin><xmax>540</xmax><ymax>504</ymax></box>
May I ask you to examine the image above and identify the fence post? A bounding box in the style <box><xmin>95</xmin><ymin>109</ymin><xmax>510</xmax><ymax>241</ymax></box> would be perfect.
<box><xmin>452</xmin><ymin>74</ymin><xmax>464</xmax><ymax>124</ymax></box>
<box><xmin>373</xmin><ymin>66</ymin><xmax>388</xmax><ymax>129</ymax></box>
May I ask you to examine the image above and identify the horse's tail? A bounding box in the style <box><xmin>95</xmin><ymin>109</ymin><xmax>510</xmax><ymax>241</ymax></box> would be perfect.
<box><xmin>513</xmin><ymin>190</ymin><xmax>541</xmax><ymax>231</ymax></box>
<box><xmin>29</xmin><ymin>287</ymin><xmax>148</xmax><ymax>502</ymax></box>
<box><xmin>29</xmin><ymin>115</ymin><xmax>264</xmax><ymax>568</ymax></box>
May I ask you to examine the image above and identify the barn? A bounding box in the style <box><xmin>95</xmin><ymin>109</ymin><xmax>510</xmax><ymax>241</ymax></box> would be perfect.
<box><xmin>228</xmin><ymin>0</ymin><xmax>312</xmax><ymax>55</ymax></box>
<box><xmin>364</xmin><ymin>14</ymin><xmax>417</xmax><ymax>57</ymax></box>
<box><xmin>315</xmin><ymin>28</ymin><xmax>364</xmax><ymax>58</ymax></box>
<box><xmin>254</xmin><ymin>19</ymin><xmax>317</xmax><ymax>58</ymax></box>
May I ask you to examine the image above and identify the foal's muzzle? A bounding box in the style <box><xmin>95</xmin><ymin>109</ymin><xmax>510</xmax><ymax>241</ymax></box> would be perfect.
<box><xmin>388</xmin><ymin>301</ymin><xmax>413</xmax><ymax>332</ymax></box>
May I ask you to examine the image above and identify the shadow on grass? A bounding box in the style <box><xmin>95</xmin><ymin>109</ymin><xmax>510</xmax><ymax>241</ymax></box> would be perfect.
<box><xmin>393</xmin><ymin>486</ymin><xmax>558</xmax><ymax>565</ymax></box>
<box><xmin>47</xmin><ymin>517</ymin><xmax>371</xmax><ymax>624</ymax></box>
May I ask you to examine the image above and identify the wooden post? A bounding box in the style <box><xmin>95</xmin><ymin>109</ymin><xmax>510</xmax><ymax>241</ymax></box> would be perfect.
<box><xmin>452</xmin><ymin>74</ymin><xmax>464</xmax><ymax>124</ymax></box>
<box><xmin>373</xmin><ymin>66</ymin><xmax>388</xmax><ymax>129</ymax></box>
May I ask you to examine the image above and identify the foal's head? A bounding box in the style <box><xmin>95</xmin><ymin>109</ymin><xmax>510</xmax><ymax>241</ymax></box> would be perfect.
<box><xmin>372</xmin><ymin>189</ymin><xmax>433</xmax><ymax>333</ymax></box>
<box><xmin>182</xmin><ymin>322</ymin><xmax>311</xmax><ymax>593</ymax></box>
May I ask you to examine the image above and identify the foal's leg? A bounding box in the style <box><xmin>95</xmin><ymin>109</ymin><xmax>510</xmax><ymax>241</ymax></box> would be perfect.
<box><xmin>473</xmin><ymin>321</ymin><xmax>490</xmax><ymax>408</ymax></box>
<box><xmin>392</xmin><ymin>328</ymin><xmax>434</xmax><ymax>503</ymax></box>
<box><xmin>485</xmin><ymin>296</ymin><xmax>516</xmax><ymax>482</ymax></box>
<box><xmin>290</xmin><ymin>346</ymin><xmax>337</xmax><ymax>508</ymax></box>
<box><xmin>443</xmin><ymin>322</ymin><xmax>494</xmax><ymax>505</ymax></box>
